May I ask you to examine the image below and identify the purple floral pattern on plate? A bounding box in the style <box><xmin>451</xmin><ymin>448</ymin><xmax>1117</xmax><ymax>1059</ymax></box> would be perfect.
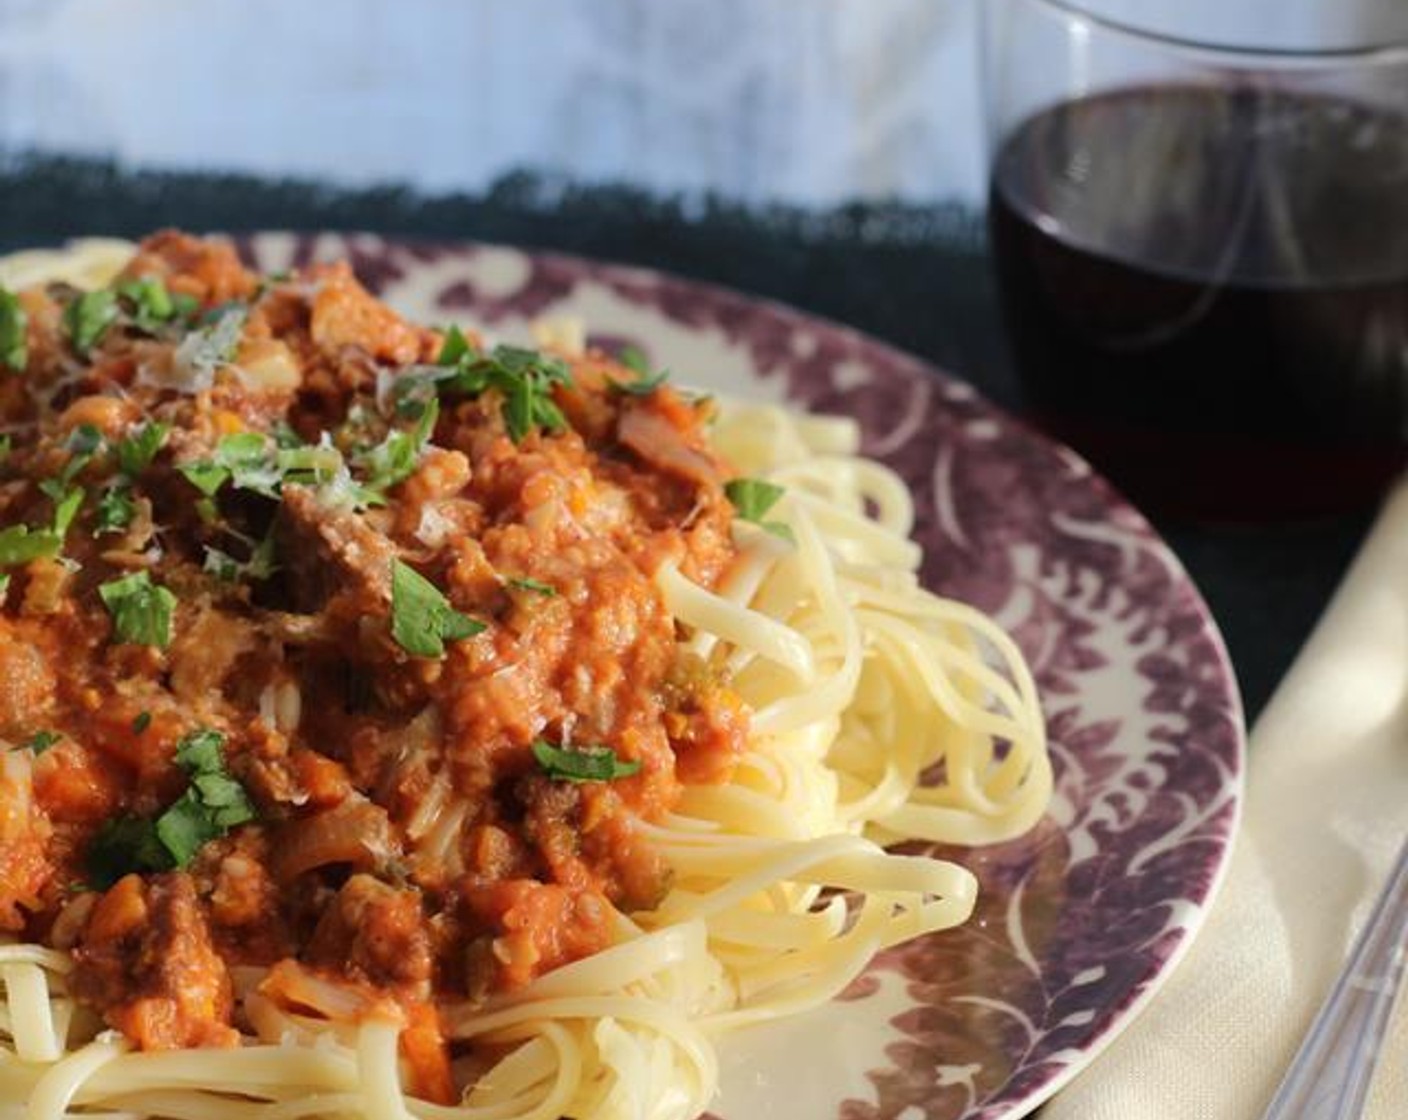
<box><xmin>238</xmin><ymin>233</ymin><xmax>1246</xmax><ymax>1120</ymax></box>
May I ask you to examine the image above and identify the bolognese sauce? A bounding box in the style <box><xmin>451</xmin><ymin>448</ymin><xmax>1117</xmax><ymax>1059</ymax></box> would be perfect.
<box><xmin>0</xmin><ymin>232</ymin><xmax>749</xmax><ymax>1098</ymax></box>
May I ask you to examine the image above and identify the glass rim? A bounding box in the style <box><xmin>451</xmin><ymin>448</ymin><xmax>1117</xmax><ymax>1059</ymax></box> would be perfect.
<box><xmin>1026</xmin><ymin>0</ymin><xmax>1408</xmax><ymax>65</ymax></box>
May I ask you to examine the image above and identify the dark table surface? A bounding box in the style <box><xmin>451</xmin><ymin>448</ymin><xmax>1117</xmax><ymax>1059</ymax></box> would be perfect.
<box><xmin>0</xmin><ymin>155</ymin><xmax>1377</xmax><ymax>722</ymax></box>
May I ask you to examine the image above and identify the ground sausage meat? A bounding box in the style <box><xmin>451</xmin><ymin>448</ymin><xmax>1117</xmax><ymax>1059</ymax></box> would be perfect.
<box><xmin>0</xmin><ymin>232</ymin><xmax>751</xmax><ymax>1096</ymax></box>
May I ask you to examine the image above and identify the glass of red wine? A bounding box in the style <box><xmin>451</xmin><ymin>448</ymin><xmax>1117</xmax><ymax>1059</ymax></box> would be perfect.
<box><xmin>982</xmin><ymin>0</ymin><xmax>1408</xmax><ymax>521</ymax></box>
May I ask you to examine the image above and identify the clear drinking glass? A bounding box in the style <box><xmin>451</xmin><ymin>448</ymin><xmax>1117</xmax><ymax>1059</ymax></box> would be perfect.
<box><xmin>981</xmin><ymin>0</ymin><xmax>1408</xmax><ymax>521</ymax></box>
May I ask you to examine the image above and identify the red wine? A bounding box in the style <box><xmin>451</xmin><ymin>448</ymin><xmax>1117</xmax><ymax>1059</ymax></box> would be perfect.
<box><xmin>989</xmin><ymin>85</ymin><xmax>1408</xmax><ymax>520</ymax></box>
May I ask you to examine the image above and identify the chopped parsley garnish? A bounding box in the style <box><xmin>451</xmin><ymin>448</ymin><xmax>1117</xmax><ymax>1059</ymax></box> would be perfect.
<box><xmin>356</xmin><ymin>397</ymin><xmax>439</xmax><ymax>494</ymax></box>
<box><xmin>97</xmin><ymin>422</ymin><xmax>164</xmax><ymax>534</ymax></box>
<box><xmin>272</xmin><ymin>421</ymin><xmax>304</xmax><ymax>450</ymax></box>
<box><xmin>84</xmin><ymin>728</ymin><xmax>256</xmax><ymax>889</ymax></box>
<box><xmin>531</xmin><ymin>740</ymin><xmax>642</xmax><ymax>783</ymax></box>
<box><xmin>616</xmin><ymin>346</ymin><xmax>670</xmax><ymax>396</ymax></box>
<box><xmin>495</xmin><ymin>346</ymin><xmax>570</xmax><ymax>442</ymax></box>
<box><xmin>507</xmin><ymin>576</ymin><xmax>556</xmax><ymax>596</ymax></box>
<box><xmin>98</xmin><ymin>570</ymin><xmax>176</xmax><ymax>648</ymax></box>
<box><xmin>117</xmin><ymin>421</ymin><xmax>169</xmax><ymax>475</ymax></box>
<box><xmin>0</xmin><ymin>574</ymin><xmax>9</xmax><ymax>597</ymax></box>
<box><xmin>115</xmin><ymin>276</ymin><xmax>181</xmax><ymax>334</ymax></box>
<box><xmin>0</xmin><ymin>435</ymin><xmax>11</xmax><ymax>463</ymax></box>
<box><xmin>437</xmin><ymin>324</ymin><xmax>473</xmax><ymax>365</ymax></box>
<box><xmin>213</xmin><ymin>431</ymin><xmax>279</xmax><ymax>495</ymax></box>
<box><xmin>173</xmin><ymin>727</ymin><xmax>224</xmax><ymax>771</ymax></box>
<box><xmin>724</xmin><ymin>478</ymin><xmax>795</xmax><ymax>544</ymax></box>
<box><xmin>4</xmin><ymin>431</ymin><xmax>98</xmax><ymax>553</ymax></box>
<box><xmin>724</xmin><ymin>477</ymin><xmax>785</xmax><ymax>521</ymax></box>
<box><xmin>67</xmin><ymin>424</ymin><xmax>104</xmax><ymax>456</ymax></box>
<box><xmin>178</xmin><ymin>460</ymin><xmax>230</xmax><ymax>496</ymax></box>
<box><xmin>39</xmin><ymin>470</ymin><xmax>84</xmax><ymax>532</ymax></box>
<box><xmin>50</xmin><ymin>485</ymin><xmax>84</xmax><ymax>537</ymax></box>
<box><xmin>398</xmin><ymin>333</ymin><xmax>572</xmax><ymax>444</ymax></box>
<box><xmin>202</xmin><ymin>549</ymin><xmax>240</xmax><ymax>582</ymax></box>
<box><xmin>217</xmin><ymin>430</ymin><xmax>267</xmax><ymax>461</ymax></box>
<box><xmin>37</xmin><ymin>425</ymin><xmax>102</xmax><ymax>535</ymax></box>
<box><xmin>180</xmin><ymin>431</ymin><xmax>364</xmax><ymax>509</ymax></box>
<box><xmin>0</xmin><ymin>289</ymin><xmax>27</xmax><ymax>371</ymax></box>
<box><xmin>203</xmin><ymin>533</ymin><xmax>277</xmax><ymax>583</ymax></box>
<box><xmin>0</xmin><ymin>524</ymin><xmax>61</xmax><ymax>566</ymax></box>
<box><xmin>22</xmin><ymin>730</ymin><xmax>60</xmax><ymax>755</ymax></box>
<box><xmin>276</xmin><ymin>440</ymin><xmax>352</xmax><ymax>490</ymax></box>
<box><xmin>31</xmin><ymin>428</ymin><xmax>102</xmax><ymax>543</ymax></box>
<box><xmin>95</xmin><ymin>481</ymin><xmax>137</xmax><ymax>534</ymax></box>
<box><xmin>63</xmin><ymin>290</ymin><xmax>120</xmax><ymax>355</ymax></box>
<box><xmin>178</xmin><ymin>432</ymin><xmax>269</xmax><ymax>498</ymax></box>
<box><xmin>132</xmin><ymin>711</ymin><xmax>152</xmax><ymax>735</ymax></box>
<box><xmin>390</xmin><ymin>559</ymin><xmax>484</xmax><ymax>659</ymax></box>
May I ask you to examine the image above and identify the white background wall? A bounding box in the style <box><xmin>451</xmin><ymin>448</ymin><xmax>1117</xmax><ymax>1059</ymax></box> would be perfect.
<box><xmin>0</xmin><ymin>0</ymin><xmax>1401</xmax><ymax>207</ymax></box>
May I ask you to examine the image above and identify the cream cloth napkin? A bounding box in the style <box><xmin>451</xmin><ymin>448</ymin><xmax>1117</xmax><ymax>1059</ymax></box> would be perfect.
<box><xmin>1042</xmin><ymin>480</ymin><xmax>1408</xmax><ymax>1120</ymax></box>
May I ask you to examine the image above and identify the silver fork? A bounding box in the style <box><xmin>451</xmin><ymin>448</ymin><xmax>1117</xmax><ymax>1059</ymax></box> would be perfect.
<box><xmin>1260</xmin><ymin>837</ymin><xmax>1408</xmax><ymax>1120</ymax></box>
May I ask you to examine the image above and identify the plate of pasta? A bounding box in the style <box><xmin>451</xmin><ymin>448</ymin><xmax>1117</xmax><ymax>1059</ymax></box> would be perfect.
<box><xmin>0</xmin><ymin>232</ymin><xmax>1243</xmax><ymax>1120</ymax></box>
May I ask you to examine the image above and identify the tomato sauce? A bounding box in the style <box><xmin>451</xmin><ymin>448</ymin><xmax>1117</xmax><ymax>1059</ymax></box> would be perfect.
<box><xmin>0</xmin><ymin>232</ymin><xmax>749</xmax><ymax>1091</ymax></box>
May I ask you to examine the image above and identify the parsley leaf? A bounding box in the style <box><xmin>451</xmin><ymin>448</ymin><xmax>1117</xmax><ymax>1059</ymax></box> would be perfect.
<box><xmin>115</xmin><ymin>277</ymin><xmax>178</xmax><ymax>334</ymax></box>
<box><xmin>410</xmin><ymin>337</ymin><xmax>572</xmax><ymax>443</ymax></box>
<box><xmin>67</xmin><ymin>424</ymin><xmax>103</xmax><ymax>456</ymax></box>
<box><xmin>0</xmin><ymin>524</ymin><xmax>61</xmax><ymax>566</ymax></box>
<box><xmin>0</xmin><ymin>289</ymin><xmax>27</xmax><ymax>371</ymax></box>
<box><xmin>83</xmin><ymin>727</ymin><xmax>256</xmax><ymax>889</ymax></box>
<box><xmin>116</xmin><ymin>421</ymin><xmax>169</xmax><ymax>475</ymax></box>
<box><xmin>171</xmin><ymin>292</ymin><xmax>201</xmax><ymax>320</ymax></box>
<box><xmin>438</xmin><ymin>324</ymin><xmax>474</xmax><ymax>365</ymax></box>
<box><xmin>616</xmin><ymin>346</ymin><xmax>670</xmax><ymax>395</ymax></box>
<box><xmin>490</xmin><ymin>346</ymin><xmax>571</xmax><ymax>443</ymax></box>
<box><xmin>202</xmin><ymin>548</ymin><xmax>240</xmax><ymax>582</ymax></box>
<box><xmin>724</xmin><ymin>478</ymin><xmax>795</xmax><ymax>544</ymax></box>
<box><xmin>390</xmin><ymin>559</ymin><xmax>485</xmax><ymax>659</ymax></box>
<box><xmin>178</xmin><ymin>460</ymin><xmax>230</xmax><ymax>496</ymax></box>
<box><xmin>174</xmin><ymin>727</ymin><xmax>226</xmax><ymax>774</ymax></box>
<box><xmin>203</xmin><ymin>533</ymin><xmax>277</xmax><ymax>584</ymax></box>
<box><xmin>158</xmin><ymin>728</ymin><xmax>255</xmax><ymax>864</ymax></box>
<box><xmin>95</xmin><ymin>481</ymin><xmax>137</xmax><ymax>534</ymax></box>
<box><xmin>132</xmin><ymin>711</ymin><xmax>152</xmax><ymax>735</ymax></box>
<box><xmin>22</xmin><ymin>730</ymin><xmax>61</xmax><ymax>755</ymax></box>
<box><xmin>724</xmin><ymin>478</ymin><xmax>785</xmax><ymax>521</ymax></box>
<box><xmin>98</xmin><ymin>570</ymin><xmax>177</xmax><ymax>648</ymax></box>
<box><xmin>180</xmin><ymin>432</ymin><xmax>349</xmax><ymax>506</ymax></box>
<box><xmin>0</xmin><ymin>435</ymin><xmax>11</xmax><ymax>463</ymax></box>
<box><xmin>63</xmin><ymin>290</ymin><xmax>120</xmax><ymax>355</ymax></box>
<box><xmin>178</xmin><ymin>432</ymin><xmax>267</xmax><ymax>499</ymax></box>
<box><xmin>50</xmin><ymin>485</ymin><xmax>84</xmax><ymax>537</ymax></box>
<box><xmin>153</xmin><ymin>796</ymin><xmax>223</xmax><ymax>867</ymax></box>
<box><xmin>356</xmin><ymin>397</ymin><xmax>438</xmax><ymax>494</ymax></box>
<box><xmin>531</xmin><ymin>740</ymin><xmax>642</xmax><ymax>783</ymax></box>
<box><xmin>272</xmin><ymin>421</ymin><xmax>304</xmax><ymax>450</ymax></box>
<box><xmin>214</xmin><ymin>432</ymin><xmax>280</xmax><ymax>495</ymax></box>
<box><xmin>274</xmin><ymin>441</ymin><xmax>346</xmax><ymax>490</ymax></box>
<box><xmin>507</xmin><ymin>576</ymin><xmax>556</xmax><ymax>596</ymax></box>
<box><xmin>36</xmin><ymin>425</ymin><xmax>101</xmax><ymax>533</ymax></box>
